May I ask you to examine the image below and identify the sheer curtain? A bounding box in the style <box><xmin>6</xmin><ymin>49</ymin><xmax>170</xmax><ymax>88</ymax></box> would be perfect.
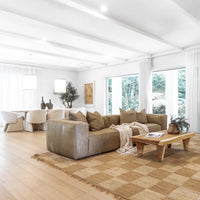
<box><xmin>185</xmin><ymin>47</ymin><xmax>200</xmax><ymax>133</ymax></box>
<box><xmin>139</xmin><ymin>58</ymin><xmax>152</xmax><ymax>113</ymax></box>
<box><xmin>0</xmin><ymin>63</ymin><xmax>39</xmax><ymax>111</ymax></box>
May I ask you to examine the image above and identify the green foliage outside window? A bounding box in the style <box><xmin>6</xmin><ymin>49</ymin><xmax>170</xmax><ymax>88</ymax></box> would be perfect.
<box><xmin>108</xmin><ymin>79</ymin><xmax>112</xmax><ymax>114</ymax></box>
<box><xmin>122</xmin><ymin>76</ymin><xmax>139</xmax><ymax>111</ymax></box>
<box><xmin>152</xmin><ymin>73</ymin><xmax>166</xmax><ymax>114</ymax></box>
<box><xmin>152</xmin><ymin>69</ymin><xmax>186</xmax><ymax>117</ymax></box>
<box><xmin>178</xmin><ymin>69</ymin><xmax>186</xmax><ymax>117</ymax></box>
<box><xmin>107</xmin><ymin>75</ymin><xmax>139</xmax><ymax>114</ymax></box>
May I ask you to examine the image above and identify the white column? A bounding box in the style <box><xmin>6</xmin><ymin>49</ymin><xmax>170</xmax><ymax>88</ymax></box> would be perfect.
<box><xmin>112</xmin><ymin>77</ymin><xmax>122</xmax><ymax>114</ymax></box>
<box><xmin>166</xmin><ymin>70</ymin><xmax>178</xmax><ymax>121</ymax></box>
<box><xmin>186</xmin><ymin>47</ymin><xmax>200</xmax><ymax>132</ymax></box>
<box><xmin>139</xmin><ymin>58</ymin><xmax>152</xmax><ymax>113</ymax></box>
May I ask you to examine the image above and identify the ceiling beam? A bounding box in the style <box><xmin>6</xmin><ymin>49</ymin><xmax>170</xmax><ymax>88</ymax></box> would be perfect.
<box><xmin>0</xmin><ymin>59</ymin><xmax>80</xmax><ymax>71</ymax></box>
<box><xmin>54</xmin><ymin>0</ymin><xmax>182</xmax><ymax>50</ymax></box>
<box><xmin>0</xmin><ymin>29</ymin><xmax>126</xmax><ymax>62</ymax></box>
<box><xmin>171</xmin><ymin>0</ymin><xmax>200</xmax><ymax>24</ymax></box>
<box><xmin>0</xmin><ymin>8</ymin><xmax>147</xmax><ymax>56</ymax></box>
<box><xmin>0</xmin><ymin>42</ymin><xmax>106</xmax><ymax>66</ymax></box>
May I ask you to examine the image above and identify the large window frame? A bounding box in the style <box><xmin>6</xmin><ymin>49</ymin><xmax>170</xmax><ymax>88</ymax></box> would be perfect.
<box><xmin>152</xmin><ymin>67</ymin><xmax>186</xmax><ymax>118</ymax></box>
<box><xmin>106</xmin><ymin>73</ymin><xmax>139</xmax><ymax>115</ymax></box>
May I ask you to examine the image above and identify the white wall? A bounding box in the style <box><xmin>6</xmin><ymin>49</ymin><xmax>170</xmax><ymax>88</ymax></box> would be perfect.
<box><xmin>152</xmin><ymin>52</ymin><xmax>185</xmax><ymax>71</ymax></box>
<box><xmin>38</xmin><ymin>68</ymin><xmax>78</xmax><ymax>108</ymax></box>
<box><xmin>77</xmin><ymin>52</ymin><xmax>185</xmax><ymax>114</ymax></box>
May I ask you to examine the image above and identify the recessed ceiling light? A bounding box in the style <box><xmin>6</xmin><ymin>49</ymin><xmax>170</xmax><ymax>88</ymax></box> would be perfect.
<box><xmin>100</xmin><ymin>5</ymin><xmax>108</xmax><ymax>13</ymax></box>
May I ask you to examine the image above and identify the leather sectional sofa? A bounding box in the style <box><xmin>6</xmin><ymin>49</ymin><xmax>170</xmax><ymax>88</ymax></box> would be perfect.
<box><xmin>46</xmin><ymin>114</ymin><xmax>167</xmax><ymax>160</ymax></box>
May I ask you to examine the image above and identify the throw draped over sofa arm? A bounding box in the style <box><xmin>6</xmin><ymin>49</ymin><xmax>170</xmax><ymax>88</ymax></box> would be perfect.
<box><xmin>46</xmin><ymin>120</ymin><xmax>89</xmax><ymax>160</ymax></box>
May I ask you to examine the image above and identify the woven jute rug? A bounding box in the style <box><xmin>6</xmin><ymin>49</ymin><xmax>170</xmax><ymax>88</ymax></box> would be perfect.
<box><xmin>33</xmin><ymin>135</ymin><xmax>200</xmax><ymax>200</ymax></box>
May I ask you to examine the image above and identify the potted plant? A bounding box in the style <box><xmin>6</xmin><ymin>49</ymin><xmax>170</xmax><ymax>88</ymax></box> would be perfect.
<box><xmin>168</xmin><ymin>116</ymin><xmax>190</xmax><ymax>134</ymax></box>
<box><xmin>60</xmin><ymin>82</ymin><xmax>79</xmax><ymax>108</ymax></box>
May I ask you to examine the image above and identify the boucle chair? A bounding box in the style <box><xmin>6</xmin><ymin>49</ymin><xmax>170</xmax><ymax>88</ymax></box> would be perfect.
<box><xmin>0</xmin><ymin>111</ymin><xmax>24</xmax><ymax>132</ymax></box>
<box><xmin>25</xmin><ymin>110</ymin><xmax>47</xmax><ymax>132</ymax></box>
<box><xmin>47</xmin><ymin>109</ymin><xmax>65</xmax><ymax>120</ymax></box>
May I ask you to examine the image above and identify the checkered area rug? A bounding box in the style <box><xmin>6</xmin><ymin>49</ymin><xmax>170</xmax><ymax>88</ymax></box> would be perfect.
<box><xmin>33</xmin><ymin>134</ymin><xmax>200</xmax><ymax>200</ymax></box>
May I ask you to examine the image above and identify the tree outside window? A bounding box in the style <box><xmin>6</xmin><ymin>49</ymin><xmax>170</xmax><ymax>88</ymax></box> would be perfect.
<box><xmin>152</xmin><ymin>68</ymin><xmax>186</xmax><ymax>117</ymax></box>
<box><xmin>107</xmin><ymin>74</ymin><xmax>139</xmax><ymax>114</ymax></box>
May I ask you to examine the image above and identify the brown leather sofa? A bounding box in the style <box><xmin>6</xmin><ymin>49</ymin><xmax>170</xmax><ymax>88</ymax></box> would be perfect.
<box><xmin>46</xmin><ymin>114</ymin><xmax>167</xmax><ymax>160</ymax></box>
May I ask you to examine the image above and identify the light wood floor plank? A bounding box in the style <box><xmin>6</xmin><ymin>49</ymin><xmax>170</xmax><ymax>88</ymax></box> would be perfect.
<box><xmin>0</xmin><ymin>131</ymin><xmax>116</xmax><ymax>200</ymax></box>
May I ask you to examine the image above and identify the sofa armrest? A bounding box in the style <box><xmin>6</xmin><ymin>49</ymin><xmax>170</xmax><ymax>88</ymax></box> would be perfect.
<box><xmin>146</xmin><ymin>114</ymin><xmax>167</xmax><ymax>130</ymax></box>
<box><xmin>46</xmin><ymin>119</ymin><xmax>89</xmax><ymax>159</ymax></box>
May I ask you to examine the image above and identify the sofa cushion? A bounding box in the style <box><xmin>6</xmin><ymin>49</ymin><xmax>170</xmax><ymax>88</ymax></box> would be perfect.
<box><xmin>103</xmin><ymin>115</ymin><xmax>120</xmax><ymax>128</ymax></box>
<box><xmin>69</xmin><ymin>111</ymin><xmax>88</xmax><ymax>123</ymax></box>
<box><xmin>120</xmin><ymin>108</ymin><xmax>137</xmax><ymax>124</ymax></box>
<box><xmin>147</xmin><ymin>114</ymin><xmax>167</xmax><ymax>130</ymax></box>
<box><xmin>87</xmin><ymin>111</ymin><xmax>105</xmax><ymax>131</ymax></box>
<box><xmin>89</xmin><ymin>128</ymin><xmax>120</xmax><ymax>155</ymax></box>
<box><xmin>146</xmin><ymin>123</ymin><xmax>162</xmax><ymax>132</ymax></box>
<box><xmin>136</xmin><ymin>109</ymin><xmax>147</xmax><ymax>124</ymax></box>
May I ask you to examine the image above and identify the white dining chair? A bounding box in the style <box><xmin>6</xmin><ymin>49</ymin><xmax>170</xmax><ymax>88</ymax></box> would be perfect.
<box><xmin>0</xmin><ymin>111</ymin><xmax>24</xmax><ymax>132</ymax></box>
<box><xmin>24</xmin><ymin>110</ymin><xmax>47</xmax><ymax>132</ymax></box>
<box><xmin>47</xmin><ymin>109</ymin><xmax>65</xmax><ymax>120</ymax></box>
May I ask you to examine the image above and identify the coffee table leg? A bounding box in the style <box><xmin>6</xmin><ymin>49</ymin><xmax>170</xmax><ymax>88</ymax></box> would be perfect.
<box><xmin>136</xmin><ymin>142</ymin><xmax>144</xmax><ymax>157</ymax></box>
<box><xmin>167</xmin><ymin>144</ymin><xmax>172</xmax><ymax>149</ymax></box>
<box><xmin>157</xmin><ymin>145</ymin><xmax>166</xmax><ymax>162</ymax></box>
<box><xmin>183</xmin><ymin>138</ymin><xmax>190</xmax><ymax>151</ymax></box>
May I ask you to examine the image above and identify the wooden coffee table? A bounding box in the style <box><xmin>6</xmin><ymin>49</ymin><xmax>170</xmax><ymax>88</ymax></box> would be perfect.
<box><xmin>130</xmin><ymin>130</ymin><xmax>195</xmax><ymax>162</ymax></box>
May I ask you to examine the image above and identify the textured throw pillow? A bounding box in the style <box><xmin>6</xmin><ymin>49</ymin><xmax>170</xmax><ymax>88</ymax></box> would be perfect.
<box><xmin>120</xmin><ymin>108</ymin><xmax>137</xmax><ymax>124</ymax></box>
<box><xmin>69</xmin><ymin>111</ymin><xmax>88</xmax><ymax>123</ymax></box>
<box><xmin>136</xmin><ymin>109</ymin><xmax>147</xmax><ymax>124</ymax></box>
<box><xmin>87</xmin><ymin>111</ymin><xmax>105</xmax><ymax>131</ymax></box>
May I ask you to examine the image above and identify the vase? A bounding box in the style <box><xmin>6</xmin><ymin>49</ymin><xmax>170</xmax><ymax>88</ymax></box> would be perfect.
<box><xmin>46</xmin><ymin>99</ymin><xmax>53</xmax><ymax>109</ymax></box>
<box><xmin>41</xmin><ymin>97</ymin><xmax>46</xmax><ymax>109</ymax></box>
<box><xmin>167</xmin><ymin>123</ymin><xmax>180</xmax><ymax>134</ymax></box>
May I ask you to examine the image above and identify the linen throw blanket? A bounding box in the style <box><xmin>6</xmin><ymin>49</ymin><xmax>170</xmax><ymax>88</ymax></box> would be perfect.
<box><xmin>110</xmin><ymin>122</ymin><xmax>149</xmax><ymax>155</ymax></box>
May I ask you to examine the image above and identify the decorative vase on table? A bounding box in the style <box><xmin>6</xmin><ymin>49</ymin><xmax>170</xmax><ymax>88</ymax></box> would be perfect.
<box><xmin>46</xmin><ymin>99</ymin><xmax>53</xmax><ymax>109</ymax></box>
<box><xmin>167</xmin><ymin>124</ymin><xmax>180</xmax><ymax>134</ymax></box>
<box><xmin>41</xmin><ymin>97</ymin><xmax>46</xmax><ymax>109</ymax></box>
<box><xmin>167</xmin><ymin>116</ymin><xmax>190</xmax><ymax>134</ymax></box>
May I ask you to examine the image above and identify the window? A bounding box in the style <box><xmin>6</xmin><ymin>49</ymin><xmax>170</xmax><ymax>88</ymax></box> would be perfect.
<box><xmin>0</xmin><ymin>64</ymin><xmax>38</xmax><ymax>111</ymax></box>
<box><xmin>23</xmin><ymin>75</ymin><xmax>37</xmax><ymax>90</ymax></box>
<box><xmin>152</xmin><ymin>72</ymin><xmax>166</xmax><ymax>114</ymax></box>
<box><xmin>178</xmin><ymin>69</ymin><xmax>186</xmax><ymax>117</ymax></box>
<box><xmin>152</xmin><ymin>68</ymin><xmax>186</xmax><ymax>117</ymax></box>
<box><xmin>54</xmin><ymin>79</ymin><xmax>66</xmax><ymax>94</ymax></box>
<box><xmin>107</xmin><ymin>74</ymin><xmax>139</xmax><ymax>114</ymax></box>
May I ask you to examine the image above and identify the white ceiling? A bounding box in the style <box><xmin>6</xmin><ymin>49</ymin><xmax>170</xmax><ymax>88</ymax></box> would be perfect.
<box><xmin>0</xmin><ymin>0</ymin><xmax>200</xmax><ymax>71</ymax></box>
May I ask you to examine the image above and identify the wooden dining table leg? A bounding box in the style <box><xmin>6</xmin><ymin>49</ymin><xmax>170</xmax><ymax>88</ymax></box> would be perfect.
<box><xmin>157</xmin><ymin>145</ymin><xmax>166</xmax><ymax>162</ymax></box>
<box><xmin>136</xmin><ymin>142</ymin><xmax>145</xmax><ymax>157</ymax></box>
<box><xmin>183</xmin><ymin>138</ymin><xmax>190</xmax><ymax>151</ymax></box>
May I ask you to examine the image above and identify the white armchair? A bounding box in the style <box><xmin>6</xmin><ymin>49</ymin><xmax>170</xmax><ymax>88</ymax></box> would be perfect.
<box><xmin>47</xmin><ymin>109</ymin><xmax>65</xmax><ymax>120</ymax></box>
<box><xmin>25</xmin><ymin>110</ymin><xmax>47</xmax><ymax>132</ymax></box>
<box><xmin>0</xmin><ymin>111</ymin><xmax>24</xmax><ymax>132</ymax></box>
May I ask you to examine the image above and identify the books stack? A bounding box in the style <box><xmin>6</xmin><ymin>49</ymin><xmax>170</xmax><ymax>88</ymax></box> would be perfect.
<box><xmin>145</xmin><ymin>132</ymin><xmax>165</xmax><ymax>138</ymax></box>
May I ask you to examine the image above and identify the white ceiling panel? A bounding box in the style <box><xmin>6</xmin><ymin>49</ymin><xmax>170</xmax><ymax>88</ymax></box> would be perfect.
<box><xmin>173</xmin><ymin>0</ymin><xmax>200</xmax><ymax>21</ymax></box>
<box><xmin>0</xmin><ymin>0</ymin><xmax>199</xmax><ymax>70</ymax></box>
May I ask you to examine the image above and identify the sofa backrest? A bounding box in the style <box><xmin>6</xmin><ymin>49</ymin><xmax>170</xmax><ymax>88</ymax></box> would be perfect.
<box><xmin>103</xmin><ymin>115</ymin><xmax>120</xmax><ymax>128</ymax></box>
<box><xmin>102</xmin><ymin>113</ymin><xmax>167</xmax><ymax>130</ymax></box>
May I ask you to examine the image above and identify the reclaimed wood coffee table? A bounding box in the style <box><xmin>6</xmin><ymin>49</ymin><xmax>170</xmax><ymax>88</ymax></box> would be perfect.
<box><xmin>130</xmin><ymin>130</ymin><xmax>195</xmax><ymax>162</ymax></box>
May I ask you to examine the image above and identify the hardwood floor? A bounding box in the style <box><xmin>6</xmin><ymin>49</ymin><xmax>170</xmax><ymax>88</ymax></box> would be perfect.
<box><xmin>0</xmin><ymin>131</ymin><xmax>116</xmax><ymax>200</ymax></box>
